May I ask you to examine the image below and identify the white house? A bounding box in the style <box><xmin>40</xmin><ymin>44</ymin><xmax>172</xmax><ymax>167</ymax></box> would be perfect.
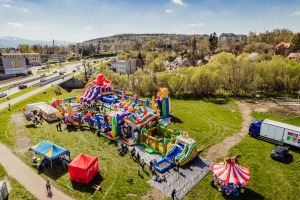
<box><xmin>169</xmin><ymin>58</ymin><xmax>191</xmax><ymax>69</ymax></box>
<box><xmin>116</xmin><ymin>59</ymin><xmax>137</xmax><ymax>75</ymax></box>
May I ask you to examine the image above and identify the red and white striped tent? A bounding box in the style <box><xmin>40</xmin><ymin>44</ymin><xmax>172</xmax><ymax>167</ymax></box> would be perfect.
<box><xmin>210</xmin><ymin>162</ymin><xmax>250</xmax><ymax>185</ymax></box>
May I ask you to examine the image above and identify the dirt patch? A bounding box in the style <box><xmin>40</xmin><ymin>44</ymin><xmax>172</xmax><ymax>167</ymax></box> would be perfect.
<box><xmin>141</xmin><ymin>187</ymin><xmax>166</xmax><ymax>200</ymax></box>
<box><xmin>205</xmin><ymin>101</ymin><xmax>253</xmax><ymax>161</ymax></box>
<box><xmin>15</xmin><ymin>136</ymin><xmax>31</xmax><ymax>153</ymax></box>
<box><xmin>10</xmin><ymin>113</ymin><xmax>32</xmax><ymax>154</ymax></box>
<box><xmin>11</xmin><ymin>113</ymin><xmax>26</xmax><ymax>127</ymax></box>
<box><xmin>268</xmin><ymin>106</ymin><xmax>300</xmax><ymax>118</ymax></box>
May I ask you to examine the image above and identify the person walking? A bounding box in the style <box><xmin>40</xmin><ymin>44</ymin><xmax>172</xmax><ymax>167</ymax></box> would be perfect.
<box><xmin>151</xmin><ymin>164</ymin><xmax>155</xmax><ymax>175</ymax></box>
<box><xmin>58</xmin><ymin>121</ymin><xmax>62</xmax><ymax>131</ymax></box>
<box><xmin>171</xmin><ymin>189</ymin><xmax>176</xmax><ymax>200</ymax></box>
<box><xmin>136</xmin><ymin>152</ymin><xmax>140</xmax><ymax>163</ymax></box>
<box><xmin>46</xmin><ymin>181</ymin><xmax>51</xmax><ymax>193</ymax></box>
<box><xmin>176</xmin><ymin>162</ymin><xmax>180</xmax><ymax>172</ymax></box>
<box><xmin>141</xmin><ymin>159</ymin><xmax>145</xmax><ymax>171</ymax></box>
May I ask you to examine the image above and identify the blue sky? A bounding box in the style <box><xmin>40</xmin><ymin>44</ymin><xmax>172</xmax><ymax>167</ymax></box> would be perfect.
<box><xmin>0</xmin><ymin>0</ymin><xmax>300</xmax><ymax>42</ymax></box>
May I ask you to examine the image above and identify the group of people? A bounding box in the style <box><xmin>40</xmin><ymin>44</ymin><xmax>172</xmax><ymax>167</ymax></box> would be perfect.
<box><xmin>28</xmin><ymin>110</ymin><xmax>43</xmax><ymax>127</ymax></box>
<box><xmin>152</xmin><ymin>174</ymin><xmax>167</xmax><ymax>183</ymax></box>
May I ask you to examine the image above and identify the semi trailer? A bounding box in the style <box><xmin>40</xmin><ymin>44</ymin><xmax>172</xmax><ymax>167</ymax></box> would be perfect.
<box><xmin>249</xmin><ymin>119</ymin><xmax>300</xmax><ymax>148</ymax></box>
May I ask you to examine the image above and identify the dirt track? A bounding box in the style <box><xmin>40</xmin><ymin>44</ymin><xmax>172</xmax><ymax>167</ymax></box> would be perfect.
<box><xmin>205</xmin><ymin>101</ymin><xmax>253</xmax><ymax>161</ymax></box>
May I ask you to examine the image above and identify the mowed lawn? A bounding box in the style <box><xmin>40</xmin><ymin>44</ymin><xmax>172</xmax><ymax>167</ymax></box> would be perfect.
<box><xmin>186</xmin><ymin>108</ymin><xmax>300</xmax><ymax>200</ymax></box>
<box><xmin>168</xmin><ymin>99</ymin><xmax>243</xmax><ymax>154</ymax></box>
<box><xmin>0</xmin><ymin>87</ymin><xmax>244</xmax><ymax>199</ymax></box>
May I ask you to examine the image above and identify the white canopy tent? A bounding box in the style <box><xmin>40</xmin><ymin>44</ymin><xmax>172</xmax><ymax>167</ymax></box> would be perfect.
<box><xmin>25</xmin><ymin>102</ymin><xmax>46</xmax><ymax>115</ymax></box>
<box><xmin>37</xmin><ymin>103</ymin><xmax>61</xmax><ymax>121</ymax></box>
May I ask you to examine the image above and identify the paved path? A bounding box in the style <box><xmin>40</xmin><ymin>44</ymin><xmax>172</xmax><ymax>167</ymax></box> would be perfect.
<box><xmin>0</xmin><ymin>75</ymin><xmax>80</xmax><ymax>199</ymax></box>
<box><xmin>0</xmin><ymin>143</ymin><xmax>73</xmax><ymax>200</ymax></box>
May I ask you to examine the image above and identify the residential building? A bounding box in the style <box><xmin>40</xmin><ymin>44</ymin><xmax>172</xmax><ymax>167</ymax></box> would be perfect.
<box><xmin>48</xmin><ymin>54</ymin><xmax>67</xmax><ymax>62</ymax></box>
<box><xmin>219</xmin><ymin>33</ymin><xmax>247</xmax><ymax>42</ymax></box>
<box><xmin>288</xmin><ymin>53</ymin><xmax>300</xmax><ymax>61</ymax></box>
<box><xmin>1</xmin><ymin>57</ymin><xmax>27</xmax><ymax>75</ymax></box>
<box><xmin>116</xmin><ymin>59</ymin><xmax>136</xmax><ymax>75</ymax></box>
<box><xmin>1</xmin><ymin>52</ymin><xmax>41</xmax><ymax>66</ymax></box>
<box><xmin>275</xmin><ymin>42</ymin><xmax>291</xmax><ymax>56</ymax></box>
<box><xmin>236</xmin><ymin>34</ymin><xmax>247</xmax><ymax>41</ymax></box>
<box><xmin>110</xmin><ymin>58</ymin><xmax>117</xmax><ymax>70</ymax></box>
<box><xmin>169</xmin><ymin>58</ymin><xmax>191</xmax><ymax>69</ymax></box>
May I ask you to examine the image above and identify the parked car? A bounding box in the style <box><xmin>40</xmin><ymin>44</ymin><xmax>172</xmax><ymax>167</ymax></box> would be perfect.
<box><xmin>270</xmin><ymin>146</ymin><xmax>289</xmax><ymax>161</ymax></box>
<box><xmin>59</xmin><ymin>72</ymin><xmax>63</xmax><ymax>75</ymax></box>
<box><xmin>72</xmin><ymin>69</ymin><xmax>76</xmax><ymax>72</ymax></box>
<box><xmin>40</xmin><ymin>73</ymin><xmax>46</xmax><ymax>77</ymax></box>
<box><xmin>40</xmin><ymin>78</ymin><xmax>46</xmax><ymax>82</ymax></box>
<box><xmin>41</xmin><ymin>66</ymin><xmax>47</xmax><ymax>69</ymax></box>
<box><xmin>0</xmin><ymin>93</ymin><xmax>7</xmax><ymax>98</ymax></box>
<box><xmin>18</xmin><ymin>84</ymin><xmax>27</xmax><ymax>90</ymax></box>
<box><xmin>53</xmin><ymin>71</ymin><xmax>57</xmax><ymax>73</ymax></box>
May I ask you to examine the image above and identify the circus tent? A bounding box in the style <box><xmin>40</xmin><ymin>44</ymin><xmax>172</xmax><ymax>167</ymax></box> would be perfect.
<box><xmin>210</xmin><ymin>162</ymin><xmax>250</xmax><ymax>186</ymax></box>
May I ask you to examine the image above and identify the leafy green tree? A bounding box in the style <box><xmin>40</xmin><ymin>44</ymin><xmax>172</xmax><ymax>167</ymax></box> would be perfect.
<box><xmin>291</xmin><ymin>33</ymin><xmax>300</xmax><ymax>52</ymax></box>
<box><xmin>209</xmin><ymin>32</ymin><xmax>218</xmax><ymax>54</ymax></box>
<box><xmin>18</xmin><ymin>44</ymin><xmax>33</xmax><ymax>53</ymax></box>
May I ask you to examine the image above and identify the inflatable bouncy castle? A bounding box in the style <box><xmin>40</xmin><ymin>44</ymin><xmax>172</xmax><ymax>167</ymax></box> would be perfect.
<box><xmin>81</xmin><ymin>74</ymin><xmax>115</xmax><ymax>103</ymax></box>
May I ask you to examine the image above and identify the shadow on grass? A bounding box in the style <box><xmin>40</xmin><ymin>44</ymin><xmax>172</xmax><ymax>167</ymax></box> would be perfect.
<box><xmin>44</xmin><ymin>120</ymin><xmax>59</xmax><ymax>125</ymax></box>
<box><xmin>71</xmin><ymin>173</ymin><xmax>104</xmax><ymax>194</ymax></box>
<box><xmin>38</xmin><ymin>164</ymin><xmax>68</xmax><ymax>180</ymax></box>
<box><xmin>170</xmin><ymin>115</ymin><xmax>183</xmax><ymax>124</ymax></box>
<box><xmin>282</xmin><ymin>154</ymin><xmax>293</xmax><ymax>164</ymax></box>
<box><xmin>222</xmin><ymin>188</ymin><xmax>265</xmax><ymax>200</ymax></box>
<box><xmin>25</xmin><ymin>124</ymin><xmax>36</xmax><ymax>128</ymax></box>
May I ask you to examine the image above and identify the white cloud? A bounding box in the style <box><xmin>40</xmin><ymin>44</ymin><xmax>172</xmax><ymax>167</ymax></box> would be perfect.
<box><xmin>3</xmin><ymin>3</ymin><xmax>11</xmax><ymax>7</ymax></box>
<box><xmin>85</xmin><ymin>26</ymin><xmax>94</xmax><ymax>29</ymax></box>
<box><xmin>258</xmin><ymin>19</ymin><xmax>262</xmax><ymax>22</ymax></box>
<box><xmin>291</xmin><ymin>11</ymin><xmax>300</xmax><ymax>16</ymax></box>
<box><xmin>2</xmin><ymin>3</ymin><xmax>29</xmax><ymax>12</ymax></box>
<box><xmin>171</xmin><ymin>0</ymin><xmax>186</xmax><ymax>6</ymax></box>
<box><xmin>183</xmin><ymin>23</ymin><xmax>204</xmax><ymax>27</ymax></box>
<box><xmin>6</xmin><ymin>22</ymin><xmax>23</xmax><ymax>27</ymax></box>
<box><xmin>165</xmin><ymin>9</ymin><xmax>173</xmax><ymax>13</ymax></box>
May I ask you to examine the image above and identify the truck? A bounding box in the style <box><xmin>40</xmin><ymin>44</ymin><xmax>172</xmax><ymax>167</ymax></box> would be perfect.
<box><xmin>249</xmin><ymin>119</ymin><xmax>300</xmax><ymax>148</ymax></box>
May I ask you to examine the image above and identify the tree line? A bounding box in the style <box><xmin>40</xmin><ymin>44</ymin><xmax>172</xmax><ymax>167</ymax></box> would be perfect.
<box><xmin>90</xmin><ymin>52</ymin><xmax>300</xmax><ymax>97</ymax></box>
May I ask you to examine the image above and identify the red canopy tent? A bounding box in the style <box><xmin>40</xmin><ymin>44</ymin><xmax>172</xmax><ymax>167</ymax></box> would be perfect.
<box><xmin>68</xmin><ymin>154</ymin><xmax>99</xmax><ymax>184</ymax></box>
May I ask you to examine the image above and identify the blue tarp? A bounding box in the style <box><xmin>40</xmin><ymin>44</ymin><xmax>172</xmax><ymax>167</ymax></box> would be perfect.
<box><xmin>29</xmin><ymin>140</ymin><xmax>69</xmax><ymax>161</ymax></box>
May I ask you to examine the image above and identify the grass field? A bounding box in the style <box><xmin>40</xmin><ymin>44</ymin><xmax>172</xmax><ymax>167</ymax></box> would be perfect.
<box><xmin>0</xmin><ymin>164</ymin><xmax>37</xmax><ymax>200</ymax></box>
<box><xmin>0</xmin><ymin>87</ymin><xmax>243</xmax><ymax>199</ymax></box>
<box><xmin>167</xmin><ymin>99</ymin><xmax>243</xmax><ymax>155</ymax></box>
<box><xmin>0</xmin><ymin>87</ymin><xmax>8</xmax><ymax>92</ymax></box>
<box><xmin>185</xmin><ymin>106</ymin><xmax>300</xmax><ymax>200</ymax></box>
<box><xmin>1</xmin><ymin>85</ymin><xmax>299</xmax><ymax>200</ymax></box>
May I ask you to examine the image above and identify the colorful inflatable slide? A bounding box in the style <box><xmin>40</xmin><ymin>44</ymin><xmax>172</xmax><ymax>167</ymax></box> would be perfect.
<box><xmin>155</xmin><ymin>134</ymin><xmax>198</xmax><ymax>173</ymax></box>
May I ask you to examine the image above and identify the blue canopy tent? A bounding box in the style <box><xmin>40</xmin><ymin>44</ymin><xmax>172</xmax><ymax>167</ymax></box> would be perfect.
<box><xmin>29</xmin><ymin>140</ymin><xmax>70</xmax><ymax>168</ymax></box>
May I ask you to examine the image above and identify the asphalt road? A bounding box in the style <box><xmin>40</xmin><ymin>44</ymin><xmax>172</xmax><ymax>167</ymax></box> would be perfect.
<box><xmin>0</xmin><ymin>63</ymin><xmax>83</xmax><ymax>98</ymax></box>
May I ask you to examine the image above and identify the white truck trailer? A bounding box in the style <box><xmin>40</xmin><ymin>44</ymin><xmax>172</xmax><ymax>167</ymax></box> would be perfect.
<box><xmin>248</xmin><ymin>119</ymin><xmax>300</xmax><ymax>148</ymax></box>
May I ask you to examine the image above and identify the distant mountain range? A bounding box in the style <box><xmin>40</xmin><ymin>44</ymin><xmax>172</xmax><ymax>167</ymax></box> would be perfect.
<box><xmin>0</xmin><ymin>36</ymin><xmax>75</xmax><ymax>48</ymax></box>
